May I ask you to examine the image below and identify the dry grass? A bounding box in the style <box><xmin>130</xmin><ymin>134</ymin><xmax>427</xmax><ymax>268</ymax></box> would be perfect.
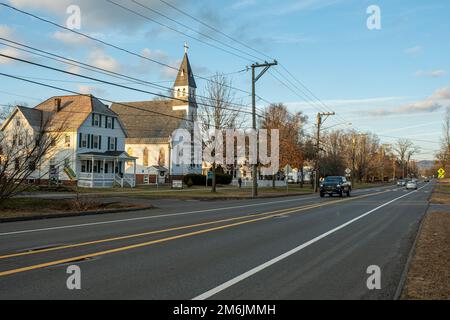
<box><xmin>402</xmin><ymin>179</ymin><xmax>450</xmax><ymax>300</ymax></box>
<box><xmin>402</xmin><ymin>212</ymin><xmax>450</xmax><ymax>299</ymax></box>
<box><xmin>431</xmin><ymin>178</ymin><xmax>450</xmax><ymax>205</ymax></box>
<box><xmin>0</xmin><ymin>198</ymin><xmax>147</xmax><ymax>219</ymax></box>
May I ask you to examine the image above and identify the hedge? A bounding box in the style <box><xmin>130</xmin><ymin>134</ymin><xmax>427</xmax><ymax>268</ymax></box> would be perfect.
<box><xmin>183</xmin><ymin>173</ymin><xmax>233</xmax><ymax>186</ymax></box>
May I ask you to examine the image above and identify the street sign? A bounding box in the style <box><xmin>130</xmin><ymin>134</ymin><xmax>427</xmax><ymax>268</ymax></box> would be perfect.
<box><xmin>345</xmin><ymin>168</ymin><xmax>352</xmax><ymax>174</ymax></box>
<box><xmin>172</xmin><ymin>180</ymin><xmax>183</xmax><ymax>189</ymax></box>
<box><xmin>438</xmin><ymin>168</ymin><xmax>445</xmax><ymax>179</ymax></box>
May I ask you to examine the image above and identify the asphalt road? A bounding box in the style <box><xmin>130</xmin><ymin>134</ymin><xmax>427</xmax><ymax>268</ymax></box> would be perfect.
<box><xmin>0</xmin><ymin>182</ymin><xmax>433</xmax><ymax>299</ymax></box>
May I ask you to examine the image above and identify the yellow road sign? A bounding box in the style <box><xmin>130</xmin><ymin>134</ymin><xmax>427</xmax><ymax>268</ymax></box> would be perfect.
<box><xmin>438</xmin><ymin>168</ymin><xmax>445</xmax><ymax>179</ymax></box>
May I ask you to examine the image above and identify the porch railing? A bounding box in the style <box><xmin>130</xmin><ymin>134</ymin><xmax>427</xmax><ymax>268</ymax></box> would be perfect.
<box><xmin>115</xmin><ymin>174</ymin><xmax>135</xmax><ymax>188</ymax></box>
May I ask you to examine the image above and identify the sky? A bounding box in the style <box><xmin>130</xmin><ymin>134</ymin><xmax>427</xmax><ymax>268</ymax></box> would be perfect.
<box><xmin>0</xmin><ymin>0</ymin><xmax>449</xmax><ymax>161</ymax></box>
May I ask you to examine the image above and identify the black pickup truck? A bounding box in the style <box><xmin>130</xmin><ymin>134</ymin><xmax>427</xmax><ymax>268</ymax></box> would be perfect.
<box><xmin>319</xmin><ymin>176</ymin><xmax>352</xmax><ymax>197</ymax></box>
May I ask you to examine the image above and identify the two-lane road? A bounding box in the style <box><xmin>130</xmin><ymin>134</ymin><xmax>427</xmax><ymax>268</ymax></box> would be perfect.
<box><xmin>0</xmin><ymin>182</ymin><xmax>432</xmax><ymax>299</ymax></box>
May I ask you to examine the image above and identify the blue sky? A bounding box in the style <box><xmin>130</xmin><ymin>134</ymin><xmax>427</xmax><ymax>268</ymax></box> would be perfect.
<box><xmin>1</xmin><ymin>0</ymin><xmax>449</xmax><ymax>160</ymax></box>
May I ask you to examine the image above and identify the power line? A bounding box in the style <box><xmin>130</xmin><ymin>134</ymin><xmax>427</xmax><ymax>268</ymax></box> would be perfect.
<box><xmin>105</xmin><ymin>0</ymin><xmax>254</xmax><ymax>62</ymax></box>
<box><xmin>157</xmin><ymin>0</ymin><xmax>274</xmax><ymax>62</ymax></box>
<box><xmin>0</xmin><ymin>2</ymin><xmax>266</xmax><ymax>100</ymax></box>
<box><xmin>0</xmin><ymin>72</ymin><xmax>191</xmax><ymax>122</ymax></box>
<box><xmin>0</xmin><ymin>38</ymin><xmax>255</xmax><ymax>113</ymax></box>
<box><xmin>0</xmin><ymin>52</ymin><xmax>264</xmax><ymax>118</ymax></box>
<box><xmin>130</xmin><ymin>0</ymin><xmax>265</xmax><ymax>62</ymax></box>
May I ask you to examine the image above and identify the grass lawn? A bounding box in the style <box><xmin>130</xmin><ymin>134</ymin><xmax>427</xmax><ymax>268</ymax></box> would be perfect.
<box><xmin>21</xmin><ymin>181</ymin><xmax>393</xmax><ymax>200</ymax></box>
<box><xmin>101</xmin><ymin>184</ymin><xmax>314</xmax><ymax>199</ymax></box>
<box><xmin>0</xmin><ymin>197</ymin><xmax>149</xmax><ymax>220</ymax></box>
<box><xmin>402</xmin><ymin>179</ymin><xmax>450</xmax><ymax>299</ymax></box>
<box><xmin>430</xmin><ymin>178</ymin><xmax>450</xmax><ymax>205</ymax></box>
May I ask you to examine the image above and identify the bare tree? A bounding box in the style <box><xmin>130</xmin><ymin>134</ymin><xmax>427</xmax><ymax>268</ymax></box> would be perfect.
<box><xmin>393</xmin><ymin>138</ymin><xmax>419</xmax><ymax>178</ymax></box>
<box><xmin>0</xmin><ymin>107</ymin><xmax>67</xmax><ymax>204</ymax></box>
<box><xmin>437</xmin><ymin>107</ymin><xmax>450</xmax><ymax>171</ymax></box>
<box><xmin>199</xmin><ymin>73</ymin><xmax>246</xmax><ymax>192</ymax></box>
<box><xmin>261</xmin><ymin>103</ymin><xmax>308</xmax><ymax>188</ymax></box>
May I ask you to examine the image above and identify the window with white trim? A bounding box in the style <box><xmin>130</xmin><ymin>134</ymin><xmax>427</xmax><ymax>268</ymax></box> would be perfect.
<box><xmin>93</xmin><ymin>114</ymin><xmax>100</xmax><ymax>127</ymax></box>
<box><xmin>81</xmin><ymin>134</ymin><xmax>87</xmax><ymax>148</ymax></box>
<box><xmin>93</xmin><ymin>135</ymin><xmax>99</xmax><ymax>149</ymax></box>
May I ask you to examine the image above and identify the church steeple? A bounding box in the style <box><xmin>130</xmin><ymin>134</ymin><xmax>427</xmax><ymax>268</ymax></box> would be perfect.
<box><xmin>174</xmin><ymin>50</ymin><xmax>197</xmax><ymax>90</ymax></box>
<box><xmin>172</xmin><ymin>43</ymin><xmax>197</xmax><ymax>116</ymax></box>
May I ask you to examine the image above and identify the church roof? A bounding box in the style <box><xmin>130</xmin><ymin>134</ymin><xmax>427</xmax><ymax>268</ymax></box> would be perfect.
<box><xmin>174</xmin><ymin>53</ymin><xmax>197</xmax><ymax>88</ymax></box>
<box><xmin>110</xmin><ymin>100</ymin><xmax>186</xmax><ymax>144</ymax></box>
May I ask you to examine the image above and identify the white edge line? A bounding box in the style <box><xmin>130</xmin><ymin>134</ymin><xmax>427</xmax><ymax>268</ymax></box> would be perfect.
<box><xmin>0</xmin><ymin>196</ymin><xmax>317</xmax><ymax>236</ymax></box>
<box><xmin>0</xmin><ymin>184</ymin><xmax>394</xmax><ymax>237</ymax></box>
<box><xmin>192</xmin><ymin>183</ymin><xmax>430</xmax><ymax>300</ymax></box>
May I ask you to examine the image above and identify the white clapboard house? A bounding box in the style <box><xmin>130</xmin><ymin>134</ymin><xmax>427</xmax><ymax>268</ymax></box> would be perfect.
<box><xmin>0</xmin><ymin>95</ymin><xmax>136</xmax><ymax>188</ymax></box>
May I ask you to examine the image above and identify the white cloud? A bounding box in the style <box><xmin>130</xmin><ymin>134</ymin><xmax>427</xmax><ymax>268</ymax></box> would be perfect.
<box><xmin>432</xmin><ymin>86</ymin><xmax>450</xmax><ymax>100</ymax></box>
<box><xmin>0</xmin><ymin>25</ymin><xmax>27</xmax><ymax>65</ymax></box>
<box><xmin>257</xmin><ymin>0</ymin><xmax>342</xmax><ymax>16</ymax></box>
<box><xmin>78</xmin><ymin>85</ymin><xmax>106</xmax><ymax>96</ymax></box>
<box><xmin>0</xmin><ymin>46</ymin><xmax>22</xmax><ymax>65</ymax></box>
<box><xmin>230</xmin><ymin>0</ymin><xmax>256</xmax><ymax>10</ymax></box>
<box><xmin>8</xmin><ymin>0</ymin><xmax>183</xmax><ymax>31</ymax></box>
<box><xmin>415</xmin><ymin>70</ymin><xmax>446</xmax><ymax>78</ymax></box>
<box><xmin>405</xmin><ymin>46</ymin><xmax>423</xmax><ymax>55</ymax></box>
<box><xmin>369</xmin><ymin>86</ymin><xmax>450</xmax><ymax>116</ymax></box>
<box><xmin>51</xmin><ymin>31</ymin><xmax>89</xmax><ymax>46</ymax></box>
<box><xmin>0</xmin><ymin>25</ymin><xmax>14</xmax><ymax>38</ymax></box>
<box><xmin>286</xmin><ymin>96</ymin><xmax>410</xmax><ymax>111</ymax></box>
<box><xmin>88</xmin><ymin>49</ymin><xmax>120</xmax><ymax>72</ymax></box>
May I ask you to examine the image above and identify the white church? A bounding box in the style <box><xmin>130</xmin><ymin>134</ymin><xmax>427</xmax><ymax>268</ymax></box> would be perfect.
<box><xmin>111</xmin><ymin>47</ymin><xmax>202</xmax><ymax>185</ymax></box>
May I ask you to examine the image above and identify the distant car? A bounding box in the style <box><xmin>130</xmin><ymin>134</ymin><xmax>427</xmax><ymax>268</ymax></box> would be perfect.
<box><xmin>406</xmin><ymin>181</ymin><xmax>418</xmax><ymax>190</ymax></box>
<box><xmin>424</xmin><ymin>177</ymin><xmax>430</xmax><ymax>182</ymax></box>
<box><xmin>320</xmin><ymin>176</ymin><xmax>352</xmax><ymax>197</ymax></box>
<box><xmin>397</xmin><ymin>179</ymin><xmax>407</xmax><ymax>187</ymax></box>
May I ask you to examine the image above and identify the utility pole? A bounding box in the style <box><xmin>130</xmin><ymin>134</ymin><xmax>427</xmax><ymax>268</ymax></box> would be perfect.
<box><xmin>314</xmin><ymin>112</ymin><xmax>335</xmax><ymax>192</ymax></box>
<box><xmin>352</xmin><ymin>135</ymin><xmax>356</xmax><ymax>187</ymax></box>
<box><xmin>251</xmin><ymin>60</ymin><xmax>278</xmax><ymax>198</ymax></box>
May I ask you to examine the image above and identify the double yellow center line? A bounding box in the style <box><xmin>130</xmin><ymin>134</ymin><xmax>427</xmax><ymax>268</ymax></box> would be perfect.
<box><xmin>0</xmin><ymin>190</ymin><xmax>388</xmax><ymax>277</ymax></box>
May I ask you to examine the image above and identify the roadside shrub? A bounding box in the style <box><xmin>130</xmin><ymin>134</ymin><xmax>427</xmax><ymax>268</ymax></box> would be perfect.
<box><xmin>182</xmin><ymin>173</ymin><xmax>232</xmax><ymax>186</ymax></box>
<box><xmin>215</xmin><ymin>173</ymin><xmax>233</xmax><ymax>185</ymax></box>
<box><xmin>183</xmin><ymin>174</ymin><xmax>206</xmax><ymax>186</ymax></box>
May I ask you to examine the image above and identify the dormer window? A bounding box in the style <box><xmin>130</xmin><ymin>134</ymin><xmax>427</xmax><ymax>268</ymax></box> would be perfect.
<box><xmin>107</xmin><ymin>117</ymin><xmax>113</xmax><ymax>129</ymax></box>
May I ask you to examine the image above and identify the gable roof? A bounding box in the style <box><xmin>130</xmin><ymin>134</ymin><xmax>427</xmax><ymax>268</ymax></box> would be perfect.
<box><xmin>0</xmin><ymin>106</ymin><xmax>43</xmax><ymax>132</ymax></box>
<box><xmin>17</xmin><ymin>106</ymin><xmax>43</xmax><ymax>128</ymax></box>
<box><xmin>110</xmin><ymin>100</ymin><xmax>186</xmax><ymax>144</ymax></box>
<box><xmin>174</xmin><ymin>53</ymin><xmax>197</xmax><ymax>88</ymax></box>
<box><xmin>34</xmin><ymin>95</ymin><xmax>117</xmax><ymax>131</ymax></box>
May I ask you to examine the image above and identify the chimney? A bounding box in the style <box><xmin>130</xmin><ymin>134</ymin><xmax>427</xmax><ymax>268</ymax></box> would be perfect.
<box><xmin>54</xmin><ymin>98</ymin><xmax>62</xmax><ymax>112</ymax></box>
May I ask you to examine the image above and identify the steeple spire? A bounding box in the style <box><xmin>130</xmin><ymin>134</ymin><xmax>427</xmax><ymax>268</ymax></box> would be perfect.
<box><xmin>174</xmin><ymin>47</ymin><xmax>197</xmax><ymax>89</ymax></box>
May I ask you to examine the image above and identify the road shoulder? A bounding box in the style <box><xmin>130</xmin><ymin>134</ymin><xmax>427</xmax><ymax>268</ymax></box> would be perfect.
<box><xmin>401</xmin><ymin>181</ymin><xmax>450</xmax><ymax>300</ymax></box>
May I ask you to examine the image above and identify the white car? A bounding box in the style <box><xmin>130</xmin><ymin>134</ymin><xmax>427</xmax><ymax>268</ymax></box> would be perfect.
<box><xmin>406</xmin><ymin>181</ymin><xmax>417</xmax><ymax>190</ymax></box>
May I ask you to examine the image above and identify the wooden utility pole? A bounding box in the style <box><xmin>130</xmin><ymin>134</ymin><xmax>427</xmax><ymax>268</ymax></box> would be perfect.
<box><xmin>352</xmin><ymin>135</ymin><xmax>356</xmax><ymax>186</ymax></box>
<box><xmin>251</xmin><ymin>60</ymin><xmax>278</xmax><ymax>198</ymax></box>
<box><xmin>314</xmin><ymin>112</ymin><xmax>335</xmax><ymax>192</ymax></box>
